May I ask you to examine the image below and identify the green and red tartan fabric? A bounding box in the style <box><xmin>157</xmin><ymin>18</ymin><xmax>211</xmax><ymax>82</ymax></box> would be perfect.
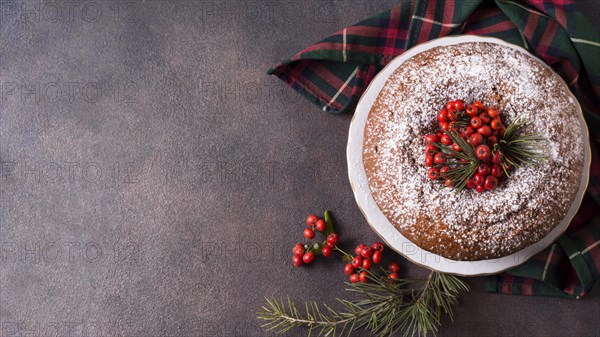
<box><xmin>268</xmin><ymin>0</ymin><xmax>600</xmax><ymax>298</ymax></box>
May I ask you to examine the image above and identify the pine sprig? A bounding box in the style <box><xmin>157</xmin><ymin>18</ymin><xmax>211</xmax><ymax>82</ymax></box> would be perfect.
<box><xmin>258</xmin><ymin>271</ymin><xmax>469</xmax><ymax>337</ymax></box>
<box><xmin>444</xmin><ymin>162</ymin><xmax>478</xmax><ymax>192</ymax></box>
<box><xmin>497</xmin><ymin>115</ymin><xmax>549</xmax><ymax>173</ymax></box>
<box><xmin>432</xmin><ymin>129</ymin><xmax>478</xmax><ymax>193</ymax></box>
<box><xmin>450</xmin><ymin>111</ymin><xmax>470</xmax><ymax>129</ymax></box>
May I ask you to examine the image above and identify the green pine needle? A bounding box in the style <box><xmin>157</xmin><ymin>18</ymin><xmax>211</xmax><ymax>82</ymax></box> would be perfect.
<box><xmin>497</xmin><ymin>115</ymin><xmax>549</xmax><ymax>173</ymax></box>
<box><xmin>432</xmin><ymin>129</ymin><xmax>479</xmax><ymax>193</ymax></box>
<box><xmin>257</xmin><ymin>271</ymin><xmax>469</xmax><ymax>337</ymax></box>
<box><xmin>449</xmin><ymin>110</ymin><xmax>471</xmax><ymax>130</ymax></box>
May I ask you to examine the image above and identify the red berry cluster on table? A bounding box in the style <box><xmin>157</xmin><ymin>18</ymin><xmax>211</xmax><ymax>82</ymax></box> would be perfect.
<box><xmin>424</xmin><ymin>99</ymin><xmax>549</xmax><ymax>192</ymax></box>
<box><xmin>292</xmin><ymin>211</ymin><xmax>403</xmax><ymax>284</ymax></box>
<box><xmin>292</xmin><ymin>213</ymin><xmax>339</xmax><ymax>267</ymax></box>
<box><xmin>343</xmin><ymin>243</ymin><xmax>401</xmax><ymax>283</ymax></box>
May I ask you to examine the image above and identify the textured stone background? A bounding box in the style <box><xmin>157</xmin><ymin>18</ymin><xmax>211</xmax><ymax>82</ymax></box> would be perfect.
<box><xmin>0</xmin><ymin>1</ymin><xmax>598</xmax><ymax>336</ymax></box>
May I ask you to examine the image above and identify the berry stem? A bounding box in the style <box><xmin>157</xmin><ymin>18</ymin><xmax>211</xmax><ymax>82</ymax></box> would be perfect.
<box><xmin>334</xmin><ymin>246</ymin><xmax>354</xmax><ymax>263</ymax></box>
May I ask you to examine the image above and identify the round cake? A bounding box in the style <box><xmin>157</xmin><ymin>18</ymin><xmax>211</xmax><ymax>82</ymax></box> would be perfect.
<box><xmin>363</xmin><ymin>41</ymin><xmax>584</xmax><ymax>261</ymax></box>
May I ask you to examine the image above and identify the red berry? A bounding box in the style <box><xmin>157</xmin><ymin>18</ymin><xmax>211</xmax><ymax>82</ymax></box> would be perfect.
<box><xmin>293</xmin><ymin>255</ymin><xmax>303</xmax><ymax>267</ymax></box>
<box><xmin>479</xmin><ymin>113</ymin><xmax>491</xmax><ymax>124</ymax></box>
<box><xmin>478</xmin><ymin>163</ymin><xmax>491</xmax><ymax>176</ymax></box>
<box><xmin>362</xmin><ymin>258</ymin><xmax>372</xmax><ymax>270</ymax></box>
<box><xmin>434</xmin><ymin>152</ymin><xmax>447</xmax><ymax>164</ymax></box>
<box><xmin>475</xmin><ymin>185</ymin><xmax>485</xmax><ymax>193</ymax></box>
<box><xmin>487</xmin><ymin>108</ymin><xmax>499</xmax><ymax>118</ymax></box>
<box><xmin>327</xmin><ymin>233</ymin><xmax>339</xmax><ymax>245</ymax></box>
<box><xmin>475</xmin><ymin>144</ymin><xmax>491</xmax><ymax>160</ymax></box>
<box><xmin>388</xmin><ymin>262</ymin><xmax>400</xmax><ymax>273</ymax></box>
<box><xmin>447</xmin><ymin>108</ymin><xmax>458</xmax><ymax>121</ymax></box>
<box><xmin>470</xmin><ymin>133</ymin><xmax>483</xmax><ymax>147</ymax></box>
<box><xmin>454</xmin><ymin>100</ymin><xmax>465</xmax><ymax>111</ymax></box>
<box><xmin>388</xmin><ymin>273</ymin><xmax>399</xmax><ymax>280</ymax></box>
<box><xmin>487</xmin><ymin>136</ymin><xmax>498</xmax><ymax>145</ymax></box>
<box><xmin>498</xmin><ymin>126</ymin><xmax>506</xmax><ymax>137</ymax></box>
<box><xmin>451</xmin><ymin>143</ymin><xmax>462</xmax><ymax>152</ymax></box>
<box><xmin>470</xmin><ymin>116</ymin><xmax>482</xmax><ymax>128</ymax></box>
<box><xmin>306</xmin><ymin>214</ymin><xmax>318</xmax><ymax>226</ymax></box>
<box><xmin>437</xmin><ymin>110</ymin><xmax>448</xmax><ymax>123</ymax></box>
<box><xmin>315</xmin><ymin>219</ymin><xmax>326</xmax><ymax>232</ymax></box>
<box><xmin>302</xmin><ymin>252</ymin><xmax>315</xmax><ymax>264</ymax></box>
<box><xmin>465</xmin><ymin>105</ymin><xmax>478</xmax><ymax>117</ymax></box>
<box><xmin>491</xmin><ymin>165</ymin><xmax>503</xmax><ymax>178</ymax></box>
<box><xmin>344</xmin><ymin>263</ymin><xmax>355</xmax><ymax>275</ymax></box>
<box><xmin>350</xmin><ymin>273</ymin><xmax>360</xmax><ymax>283</ymax></box>
<box><xmin>484</xmin><ymin>175</ymin><xmax>499</xmax><ymax>190</ymax></box>
<box><xmin>372</xmin><ymin>251</ymin><xmax>382</xmax><ymax>264</ymax></box>
<box><xmin>359</xmin><ymin>271</ymin><xmax>369</xmax><ymax>283</ymax></box>
<box><xmin>361</xmin><ymin>246</ymin><xmax>374</xmax><ymax>258</ymax></box>
<box><xmin>303</xmin><ymin>228</ymin><xmax>315</xmax><ymax>239</ymax></box>
<box><xmin>441</xmin><ymin>134</ymin><xmax>453</xmax><ymax>145</ymax></box>
<box><xmin>473</xmin><ymin>173</ymin><xmax>485</xmax><ymax>186</ymax></box>
<box><xmin>466</xmin><ymin>178</ymin><xmax>476</xmax><ymax>189</ymax></box>
<box><xmin>477</xmin><ymin>125</ymin><xmax>492</xmax><ymax>137</ymax></box>
<box><xmin>293</xmin><ymin>243</ymin><xmax>305</xmax><ymax>256</ymax></box>
<box><xmin>490</xmin><ymin>118</ymin><xmax>502</xmax><ymax>130</ymax></box>
<box><xmin>445</xmin><ymin>179</ymin><xmax>454</xmax><ymax>187</ymax></box>
<box><xmin>425</xmin><ymin>155</ymin><xmax>434</xmax><ymax>167</ymax></box>
<box><xmin>425</xmin><ymin>134</ymin><xmax>440</xmax><ymax>143</ymax></box>
<box><xmin>371</xmin><ymin>242</ymin><xmax>385</xmax><ymax>252</ymax></box>
<box><xmin>321</xmin><ymin>246</ymin><xmax>332</xmax><ymax>257</ymax></box>
<box><xmin>492</xmin><ymin>151</ymin><xmax>504</xmax><ymax>164</ymax></box>
<box><xmin>440</xmin><ymin>122</ymin><xmax>449</xmax><ymax>132</ymax></box>
<box><xmin>352</xmin><ymin>256</ymin><xmax>364</xmax><ymax>269</ymax></box>
<box><xmin>474</xmin><ymin>101</ymin><xmax>485</xmax><ymax>109</ymax></box>
<box><xmin>446</xmin><ymin>102</ymin><xmax>454</xmax><ymax>110</ymax></box>
<box><xmin>425</xmin><ymin>144</ymin><xmax>437</xmax><ymax>156</ymax></box>
<box><xmin>440</xmin><ymin>166</ymin><xmax>450</xmax><ymax>178</ymax></box>
<box><xmin>355</xmin><ymin>244</ymin><xmax>366</xmax><ymax>256</ymax></box>
<box><xmin>427</xmin><ymin>167</ymin><xmax>440</xmax><ymax>180</ymax></box>
<box><xmin>460</xmin><ymin>125</ymin><xmax>475</xmax><ymax>137</ymax></box>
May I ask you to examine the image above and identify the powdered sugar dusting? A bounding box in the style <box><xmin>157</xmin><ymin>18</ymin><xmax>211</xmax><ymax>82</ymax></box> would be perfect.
<box><xmin>363</xmin><ymin>42</ymin><xmax>584</xmax><ymax>260</ymax></box>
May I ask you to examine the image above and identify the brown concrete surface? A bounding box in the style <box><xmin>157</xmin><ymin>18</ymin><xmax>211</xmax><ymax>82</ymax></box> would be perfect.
<box><xmin>0</xmin><ymin>1</ymin><xmax>598</xmax><ymax>336</ymax></box>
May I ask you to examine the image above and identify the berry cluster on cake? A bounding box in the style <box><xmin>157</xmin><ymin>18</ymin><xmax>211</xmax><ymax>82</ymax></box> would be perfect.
<box><xmin>363</xmin><ymin>42</ymin><xmax>584</xmax><ymax>261</ymax></box>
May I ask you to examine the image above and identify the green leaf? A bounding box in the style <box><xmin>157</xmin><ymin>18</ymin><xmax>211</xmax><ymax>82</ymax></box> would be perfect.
<box><xmin>324</xmin><ymin>210</ymin><xmax>335</xmax><ymax>236</ymax></box>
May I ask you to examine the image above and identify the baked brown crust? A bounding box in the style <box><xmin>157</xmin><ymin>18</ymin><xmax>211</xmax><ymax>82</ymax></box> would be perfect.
<box><xmin>363</xmin><ymin>42</ymin><xmax>584</xmax><ymax>261</ymax></box>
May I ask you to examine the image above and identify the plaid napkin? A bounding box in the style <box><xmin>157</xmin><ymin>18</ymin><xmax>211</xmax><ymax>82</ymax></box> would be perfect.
<box><xmin>269</xmin><ymin>0</ymin><xmax>600</xmax><ymax>298</ymax></box>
